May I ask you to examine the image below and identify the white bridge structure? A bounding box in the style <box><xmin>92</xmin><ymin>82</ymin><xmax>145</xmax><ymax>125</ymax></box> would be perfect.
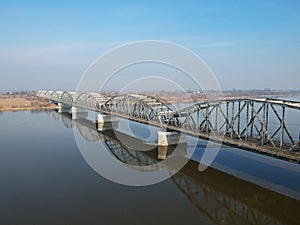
<box><xmin>36</xmin><ymin>90</ymin><xmax>300</xmax><ymax>162</ymax></box>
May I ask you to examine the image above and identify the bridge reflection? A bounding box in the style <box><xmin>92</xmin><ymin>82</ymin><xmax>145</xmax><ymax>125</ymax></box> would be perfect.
<box><xmin>48</xmin><ymin>110</ymin><xmax>299</xmax><ymax>225</ymax></box>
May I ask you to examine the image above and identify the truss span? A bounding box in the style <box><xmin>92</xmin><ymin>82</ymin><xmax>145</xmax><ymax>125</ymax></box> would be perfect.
<box><xmin>36</xmin><ymin>90</ymin><xmax>300</xmax><ymax>162</ymax></box>
<box><xmin>169</xmin><ymin>98</ymin><xmax>300</xmax><ymax>154</ymax></box>
<box><xmin>101</xmin><ymin>93</ymin><xmax>174</xmax><ymax>124</ymax></box>
<box><xmin>74</xmin><ymin>92</ymin><xmax>108</xmax><ymax>110</ymax></box>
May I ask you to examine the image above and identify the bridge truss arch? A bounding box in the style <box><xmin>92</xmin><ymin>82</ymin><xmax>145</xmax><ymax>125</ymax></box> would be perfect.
<box><xmin>50</xmin><ymin>91</ymin><xmax>63</xmax><ymax>102</ymax></box>
<box><xmin>45</xmin><ymin>91</ymin><xmax>53</xmax><ymax>99</ymax></box>
<box><xmin>37</xmin><ymin>90</ymin><xmax>300</xmax><ymax>160</ymax></box>
<box><xmin>74</xmin><ymin>92</ymin><xmax>108</xmax><ymax>110</ymax></box>
<box><xmin>169</xmin><ymin>98</ymin><xmax>300</xmax><ymax>153</ymax></box>
<box><xmin>60</xmin><ymin>91</ymin><xmax>74</xmax><ymax>105</ymax></box>
<box><xmin>36</xmin><ymin>90</ymin><xmax>43</xmax><ymax>97</ymax></box>
<box><xmin>101</xmin><ymin>94</ymin><xmax>175</xmax><ymax>124</ymax></box>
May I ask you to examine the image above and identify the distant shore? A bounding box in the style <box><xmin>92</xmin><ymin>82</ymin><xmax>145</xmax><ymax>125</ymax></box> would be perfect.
<box><xmin>0</xmin><ymin>95</ymin><xmax>58</xmax><ymax>112</ymax></box>
<box><xmin>153</xmin><ymin>92</ymin><xmax>300</xmax><ymax>104</ymax></box>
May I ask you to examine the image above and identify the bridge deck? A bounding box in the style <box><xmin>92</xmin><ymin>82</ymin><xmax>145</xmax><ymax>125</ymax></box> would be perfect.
<box><xmin>96</xmin><ymin>110</ymin><xmax>300</xmax><ymax>163</ymax></box>
<box><xmin>36</xmin><ymin>90</ymin><xmax>300</xmax><ymax>163</ymax></box>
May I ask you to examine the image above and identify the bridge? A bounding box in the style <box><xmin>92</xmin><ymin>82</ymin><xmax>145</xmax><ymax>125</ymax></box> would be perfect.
<box><xmin>36</xmin><ymin>90</ymin><xmax>300</xmax><ymax>162</ymax></box>
<box><xmin>48</xmin><ymin>111</ymin><xmax>300</xmax><ymax>225</ymax></box>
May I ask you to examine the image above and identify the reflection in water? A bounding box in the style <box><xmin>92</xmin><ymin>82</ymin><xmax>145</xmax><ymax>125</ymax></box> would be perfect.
<box><xmin>49</xmin><ymin>110</ymin><xmax>300</xmax><ymax>225</ymax></box>
<box><xmin>173</xmin><ymin>164</ymin><xmax>299</xmax><ymax>225</ymax></box>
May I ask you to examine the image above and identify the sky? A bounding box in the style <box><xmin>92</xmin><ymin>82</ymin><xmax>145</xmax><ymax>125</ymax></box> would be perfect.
<box><xmin>0</xmin><ymin>0</ymin><xmax>299</xmax><ymax>92</ymax></box>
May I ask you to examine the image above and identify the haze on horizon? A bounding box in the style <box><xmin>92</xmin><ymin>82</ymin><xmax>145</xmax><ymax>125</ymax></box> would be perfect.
<box><xmin>0</xmin><ymin>1</ymin><xmax>299</xmax><ymax>92</ymax></box>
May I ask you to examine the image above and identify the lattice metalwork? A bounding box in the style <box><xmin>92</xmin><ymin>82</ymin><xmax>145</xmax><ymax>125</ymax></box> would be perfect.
<box><xmin>169</xmin><ymin>98</ymin><xmax>300</xmax><ymax>155</ymax></box>
<box><xmin>101</xmin><ymin>94</ymin><xmax>174</xmax><ymax>124</ymax></box>
<box><xmin>44</xmin><ymin>91</ymin><xmax>54</xmax><ymax>99</ymax></box>
<box><xmin>74</xmin><ymin>92</ymin><xmax>108</xmax><ymax>110</ymax></box>
<box><xmin>51</xmin><ymin>91</ymin><xmax>64</xmax><ymax>102</ymax></box>
<box><xmin>36</xmin><ymin>90</ymin><xmax>44</xmax><ymax>97</ymax></box>
<box><xmin>37</xmin><ymin>90</ymin><xmax>300</xmax><ymax>160</ymax></box>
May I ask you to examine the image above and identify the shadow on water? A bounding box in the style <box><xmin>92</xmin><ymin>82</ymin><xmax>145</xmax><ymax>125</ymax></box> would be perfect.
<box><xmin>48</xmin><ymin>110</ymin><xmax>300</xmax><ymax>225</ymax></box>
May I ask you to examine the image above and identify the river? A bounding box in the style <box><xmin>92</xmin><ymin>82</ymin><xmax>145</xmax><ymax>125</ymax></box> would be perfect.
<box><xmin>0</xmin><ymin>100</ymin><xmax>299</xmax><ymax>224</ymax></box>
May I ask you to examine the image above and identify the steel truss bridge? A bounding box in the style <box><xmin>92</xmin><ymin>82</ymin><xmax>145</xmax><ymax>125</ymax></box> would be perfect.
<box><xmin>37</xmin><ymin>90</ymin><xmax>300</xmax><ymax>162</ymax></box>
<box><xmin>49</xmin><ymin>111</ymin><xmax>299</xmax><ymax>225</ymax></box>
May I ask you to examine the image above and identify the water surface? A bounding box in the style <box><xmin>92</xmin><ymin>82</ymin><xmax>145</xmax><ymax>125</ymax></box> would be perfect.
<box><xmin>0</xmin><ymin>110</ymin><xmax>299</xmax><ymax>225</ymax></box>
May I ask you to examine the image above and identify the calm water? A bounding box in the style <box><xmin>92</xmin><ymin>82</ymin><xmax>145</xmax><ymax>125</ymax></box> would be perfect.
<box><xmin>0</xmin><ymin>109</ymin><xmax>300</xmax><ymax>225</ymax></box>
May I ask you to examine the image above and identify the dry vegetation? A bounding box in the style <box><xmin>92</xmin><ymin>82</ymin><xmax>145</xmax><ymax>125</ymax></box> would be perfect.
<box><xmin>0</xmin><ymin>95</ymin><xmax>58</xmax><ymax>112</ymax></box>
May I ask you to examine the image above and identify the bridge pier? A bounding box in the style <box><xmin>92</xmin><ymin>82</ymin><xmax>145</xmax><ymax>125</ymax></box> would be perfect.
<box><xmin>157</xmin><ymin>143</ymin><xmax>188</xmax><ymax>160</ymax></box>
<box><xmin>157</xmin><ymin>146</ymin><xmax>168</xmax><ymax>160</ymax></box>
<box><xmin>97</xmin><ymin>114</ymin><xmax>118</xmax><ymax>131</ymax></box>
<box><xmin>58</xmin><ymin>103</ymin><xmax>71</xmax><ymax>113</ymax></box>
<box><xmin>157</xmin><ymin>130</ymin><xmax>187</xmax><ymax>147</ymax></box>
<box><xmin>71</xmin><ymin>107</ymin><xmax>88</xmax><ymax>120</ymax></box>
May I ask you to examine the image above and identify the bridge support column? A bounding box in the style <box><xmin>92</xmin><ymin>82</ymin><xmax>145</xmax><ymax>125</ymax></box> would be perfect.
<box><xmin>157</xmin><ymin>130</ymin><xmax>187</xmax><ymax>147</ymax></box>
<box><xmin>97</xmin><ymin>114</ymin><xmax>118</xmax><ymax>131</ymax></box>
<box><xmin>157</xmin><ymin>146</ymin><xmax>168</xmax><ymax>160</ymax></box>
<box><xmin>157</xmin><ymin>143</ymin><xmax>187</xmax><ymax>160</ymax></box>
<box><xmin>58</xmin><ymin>103</ymin><xmax>71</xmax><ymax>113</ymax></box>
<box><xmin>71</xmin><ymin>107</ymin><xmax>88</xmax><ymax>120</ymax></box>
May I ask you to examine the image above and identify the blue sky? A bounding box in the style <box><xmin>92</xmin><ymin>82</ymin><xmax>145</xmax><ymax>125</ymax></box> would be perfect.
<box><xmin>0</xmin><ymin>0</ymin><xmax>299</xmax><ymax>91</ymax></box>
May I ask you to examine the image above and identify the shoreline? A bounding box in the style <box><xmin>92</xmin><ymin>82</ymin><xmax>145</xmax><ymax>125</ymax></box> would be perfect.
<box><xmin>0</xmin><ymin>106</ymin><xmax>58</xmax><ymax>112</ymax></box>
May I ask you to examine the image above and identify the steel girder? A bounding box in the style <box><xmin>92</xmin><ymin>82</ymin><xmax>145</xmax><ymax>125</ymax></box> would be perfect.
<box><xmin>74</xmin><ymin>92</ymin><xmax>108</xmax><ymax>110</ymax></box>
<box><xmin>101</xmin><ymin>94</ymin><xmax>174</xmax><ymax>124</ymax></box>
<box><xmin>38</xmin><ymin>90</ymin><xmax>300</xmax><ymax>157</ymax></box>
<box><xmin>170</xmin><ymin>98</ymin><xmax>300</xmax><ymax>152</ymax></box>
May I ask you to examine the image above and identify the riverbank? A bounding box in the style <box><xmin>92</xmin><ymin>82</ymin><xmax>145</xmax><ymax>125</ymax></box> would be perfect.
<box><xmin>0</xmin><ymin>95</ymin><xmax>58</xmax><ymax>112</ymax></box>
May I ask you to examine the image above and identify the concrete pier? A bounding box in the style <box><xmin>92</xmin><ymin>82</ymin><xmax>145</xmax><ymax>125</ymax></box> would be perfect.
<box><xmin>157</xmin><ymin>130</ymin><xmax>188</xmax><ymax>161</ymax></box>
<box><xmin>157</xmin><ymin>143</ymin><xmax>187</xmax><ymax>160</ymax></box>
<box><xmin>71</xmin><ymin>107</ymin><xmax>88</xmax><ymax>120</ymax></box>
<box><xmin>157</xmin><ymin>146</ymin><xmax>168</xmax><ymax>159</ymax></box>
<box><xmin>58</xmin><ymin>103</ymin><xmax>71</xmax><ymax>113</ymax></box>
<box><xmin>97</xmin><ymin>114</ymin><xmax>118</xmax><ymax>131</ymax></box>
<box><xmin>157</xmin><ymin>130</ymin><xmax>187</xmax><ymax>146</ymax></box>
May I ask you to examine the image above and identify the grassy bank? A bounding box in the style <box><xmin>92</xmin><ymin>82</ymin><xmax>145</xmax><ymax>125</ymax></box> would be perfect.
<box><xmin>0</xmin><ymin>95</ymin><xmax>58</xmax><ymax>112</ymax></box>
